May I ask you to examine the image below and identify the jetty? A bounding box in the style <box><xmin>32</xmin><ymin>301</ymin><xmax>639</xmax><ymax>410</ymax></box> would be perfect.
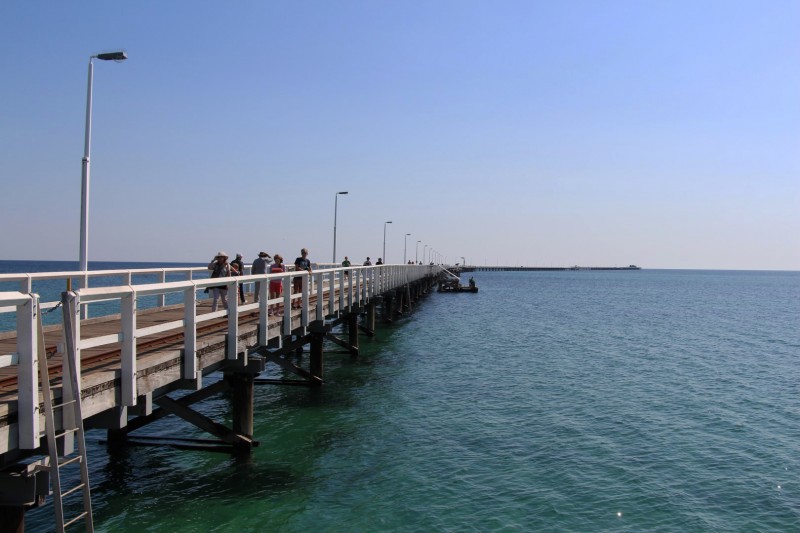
<box><xmin>0</xmin><ymin>263</ymin><xmax>444</xmax><ymax>531</ymax></box>
<box><xmin>459</xmin><ymin>265</ymin><xmax>641</xmax><ymax>272</ymax></box>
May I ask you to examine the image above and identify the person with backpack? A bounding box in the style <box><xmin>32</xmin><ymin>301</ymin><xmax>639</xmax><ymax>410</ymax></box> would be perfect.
<box><xmin>208</xmin><ymin>251</ymin><xmax>231</xmax><ymax>312</ymax></box>
<box><xmin>230</xmin><ymin>253</ymin><xmax>246</xmax><ymax>304</ymax></box>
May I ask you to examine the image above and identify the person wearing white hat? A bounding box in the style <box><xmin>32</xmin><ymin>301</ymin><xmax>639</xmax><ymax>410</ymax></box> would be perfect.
<box><xmin>208</xmin><ymin>251</ymin><xmax>231</xmax><ymax>312</ymax></box>
<box><xmin>251</xmin><ymin>251</ymin><xmax>272</xmax><ymax>303</ymax></box>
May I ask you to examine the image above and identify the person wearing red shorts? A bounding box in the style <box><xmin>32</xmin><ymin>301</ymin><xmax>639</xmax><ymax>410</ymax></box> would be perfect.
<box><xmin>268</xmin><ymin>255</ymin><xmax>285</xmax><ymax>315</ymax></box>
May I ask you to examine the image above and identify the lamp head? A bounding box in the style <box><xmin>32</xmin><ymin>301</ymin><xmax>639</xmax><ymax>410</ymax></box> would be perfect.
<box><xmin>337</xmin><ymin>191</ymin><xmax>348</xmax><ymax>195</ymax></box>
<box><xmin>96</xmin><ymin>51</ymin><xmax>128</xmax><ymax>61</ymax></box>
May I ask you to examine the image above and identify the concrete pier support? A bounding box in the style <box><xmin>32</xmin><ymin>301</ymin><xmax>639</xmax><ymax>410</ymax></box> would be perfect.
<box><xmin>228</xmin><ymin>372</ymin><xmax>255</xmax><ymax>440</ymax></box>
<box><xmin>366</xmin><ymin>301</ymin><xmax>377</xmax><ymax>332</ymax></box>
<box><xmin>348</xmin><ymin>312</ymin><xmax>360</xmax><ymax>355</ymax></box>
<box><xmin>309</xmin><ymin>331</ymin><xmax>324</xmax><ymax>383</ymax></box>
<box><xmin>383</xmin><ymin>294</ymin><xmax>394</xmax><ymax>323</ymax></box>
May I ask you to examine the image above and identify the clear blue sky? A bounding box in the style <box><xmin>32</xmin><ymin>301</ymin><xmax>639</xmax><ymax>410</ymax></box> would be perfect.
<box><xmin>1</xmin><ymin>1</ymin><xmax>798</xmax><ymax>269</ymax></box>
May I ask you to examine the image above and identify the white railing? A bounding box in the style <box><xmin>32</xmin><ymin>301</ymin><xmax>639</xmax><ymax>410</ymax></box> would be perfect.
<box><xmin>1</xmin><ymin>264</ymin><xmax>440</xmax><ymax>452</ymax></box>
<box><xmin>0</xmin><ymin>267</ymin><xmax>208</xmax><ymax>314</ymax></box>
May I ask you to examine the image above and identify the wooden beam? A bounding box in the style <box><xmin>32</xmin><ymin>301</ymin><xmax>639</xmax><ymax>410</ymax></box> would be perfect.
<box><xmin>154</xmin><ymin>395</ymin><xmax>256</xmax><ymax>449</ymax></box>
<box><xmin>324</xmin><ymin>333</ymin><xmax>357</xmax><ymax>354</ymax></box>
<box><xmin>262</xmin><ymin>353</ymin><xmax>323</xmax><ymax>385</ymax></box>
<box><xmin>123</xmin><ymin>380</ymin><xmax>229</xmax><ymax>433</ymax></box>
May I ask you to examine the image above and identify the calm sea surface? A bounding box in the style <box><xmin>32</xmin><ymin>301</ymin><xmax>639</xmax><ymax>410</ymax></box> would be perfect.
<box><xmin>9</xmin><ymin>264</ymin><xmax>800</xmax><ymax>532</ymax></box>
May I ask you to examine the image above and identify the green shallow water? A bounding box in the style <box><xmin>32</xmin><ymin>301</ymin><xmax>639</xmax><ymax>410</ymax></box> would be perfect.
<box><xmin>24</xmin><ymin>269</ymin><xmax>800</xmax><ymax>532</ymax></box>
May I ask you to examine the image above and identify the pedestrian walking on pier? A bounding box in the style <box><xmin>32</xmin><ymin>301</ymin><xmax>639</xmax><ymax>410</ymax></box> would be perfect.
<box><xmin>376</xmin><ymin>258</ymin><xmax>383</xmax><ymax>265</ymax></box>
<box><xmin>342</xmin><ymin>256</ymin><xmax>351</xmax><ymax>277</ymax></box>
<box><xmin>293</xmin><ymin>248</ymin><xmax>312</xmax><ymax>309</ymax></box>
<box><xmin>252</xmin><ymin>251</ymin><xmax>271</xmax><ymax>303</ymax></box>
<box><xmin>231</xmin><ymin>253</ymin><xmax>246</xmax><ymax>304</ymax></box>
<box><xmin>269</xmin><ymin>254</ymin><xmax>285</xmax><ymax>314</ymax></box>
<box><xmin>208</xmin><ymin>251</ymin><xmax>231</xmax><ymax>312</ymax></box>
<box><xmin>363</xmin><ymin>257</ymin><xmax>372</xmax><ymax>266</ymax></box>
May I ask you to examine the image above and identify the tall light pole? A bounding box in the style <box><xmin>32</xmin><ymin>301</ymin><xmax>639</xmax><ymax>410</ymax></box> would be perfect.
<box><xmin>423</xmin><ymin>244</ymin><xmax>428</xmax><ymax>264</ymax></box>
<box><xmin>79</xmin><ymin>50</ymin><xmax>127</xmax><ymax>272</ymax></box>
<box><xmin>382</xmin><ymin>221</ymin><xmax>392</xmax><ymax>263</ymax></box>
<box><xmin>403</xmin><ymin>233</ymin><xmax>411</xmax><ymax>264</ymax></box>
<box><xmin>415</xmin><ymin>240</ymin><xmax>421</xmax><ymax>263</ymax></box>
<box><xmin>332</xmin><ymin>191</ymin><xmax>348</xmax><ymax>263</ymax></box>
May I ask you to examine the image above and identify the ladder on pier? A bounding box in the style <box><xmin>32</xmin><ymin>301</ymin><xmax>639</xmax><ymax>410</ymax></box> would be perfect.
<box><xmin>38</xmin><ymin>294</ymin><xmax>94</xmax><ymax>532</ymax></box>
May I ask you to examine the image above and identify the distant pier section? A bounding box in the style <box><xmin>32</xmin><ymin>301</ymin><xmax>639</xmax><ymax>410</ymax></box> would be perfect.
<box><xmin>461</xmin><ymin>265</ymin><xmax>641</xmax><ymax>272</ymax></box>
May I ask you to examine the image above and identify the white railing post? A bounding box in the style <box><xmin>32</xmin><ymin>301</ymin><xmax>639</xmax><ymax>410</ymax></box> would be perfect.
<box><xmin>258</xmin><ymin>279</ymin><xmax>268</xmax><ymax>347</ymax></box>
<box><xmin>121</xmin><ymin>288</ymin><xmax>137</xmax><ymax>406</ymax></box>
<box><xmin>329</xmin><ymin>271</ymin><xmax>336</xmax><ymax>316</ymax></box>
<box><xmin>61</xmin><ymin>291</ymin><xmax>80</xmax><ymax>454</ymax></box>
<box><xmin>19</xmin><ymin>275</ymin><xmax>32</xmax><ymax>295</ymax></box>
<box><xmin>301</xmin><ymin>273</ymin><xmax>309</xmax><ymax>327</ymax></box>
<box><xmin>17</xmin><ymin>293</ymin><xmax>39</xmax><ymax>449</ymax></box>
<box><xmin>80</xmin><ymin>273</ymin><xmax>90</xmax><ymax>319</ymax></box>
<box><xmin>282</xmin><ymin>276</ymin><xmax>292</xmax><ymax>336</ymax></box>
<box><xmin>315</xmin><ymin>272</ymin><xmax>324</xmax><ymax>322</ymax></box>
<box><xmin>337</xmin><ymin>271</ymin><xmax>344</xmax><ymax>312</ymax></box>
<box><xmin>355</xmin><ymin>269</ymin><xmax>362</xmax><ymax>308</ymax></box>
<box><xmin>183</xmin><ymin>284</ymin><xmax>198</xmax><ymax>380</ymax></box>
<box><xmin>157</xmin><ymin>270</ymin><xmax>166</xmax><ymax>307</ymax></box>
<box><xmin>227</xmin><ymin>279</ymin><xmax>238</xmax><ymax>360</ymax></box>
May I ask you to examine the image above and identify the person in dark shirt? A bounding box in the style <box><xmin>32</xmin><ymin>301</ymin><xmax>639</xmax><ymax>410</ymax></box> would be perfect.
<box><xmin>230</xmin><ymin>253</ymin><xmax>246</xmax><ymax>304</ymax></box>
<box><xmin>293</xmin><ymin>248</ymin><xmax>312</xmax><ymax>309</ymax></box>
<box><xmin>208</xmin><ymin>251</ymin><xmax>230</xmax><ymax>312</ymax></box>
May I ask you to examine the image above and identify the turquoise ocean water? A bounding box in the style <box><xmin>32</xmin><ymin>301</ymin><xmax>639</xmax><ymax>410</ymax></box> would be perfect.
<box><xmin>10</xmin><ymin>264</ymin><xmax>800</xmax><ymax>531</ymax></box>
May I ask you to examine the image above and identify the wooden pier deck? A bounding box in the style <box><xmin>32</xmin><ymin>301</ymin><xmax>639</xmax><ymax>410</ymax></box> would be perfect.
<box><xmin>0</xmin><ymin>298</ymin><xmax>292</xmax><ymax>450</ymax></box>
<box><xmin>0</xmin><ymin>264</ymin><xmax>443</xmax><ymax>528</ymax></box>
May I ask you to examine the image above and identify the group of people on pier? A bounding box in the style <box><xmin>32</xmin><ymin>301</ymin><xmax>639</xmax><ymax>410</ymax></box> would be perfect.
<box><xmin>207</xmin><ymin>248</ymin><xmax>311</xmax><ymax>313</ymax></box>
<box><xmin>206</xmin><ymin>249</ymin><xmax>423</xmax><ymax>313</ymax></box>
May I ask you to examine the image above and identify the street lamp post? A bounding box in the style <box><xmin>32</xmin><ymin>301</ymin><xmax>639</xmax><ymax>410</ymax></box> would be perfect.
<box><xmin>403</xmin><ymin>233</ymin><xmax>411</xmax><ymax>264</ymax></box>
<box><xmin>332</xmin><ymin>191</ymin><xmax>348</xmax><ymax>263</ymax></box>
<box><xmin>423</xmin><ymin>244</ymin><xmax>428</xmax><ymax>264</ymax></box>
<box><xmin>79</xmin><ymin>50</ymin><xmax>127</xmax><ymax>273</ymax></box>
<box><xmin>383</xmin><ymin>221</ymin><xmax>392</xmax><ymax>263</ymax></box>
<box><xmin>415</xmin><ymin>240</ymin><xmax>421</xmax><ymax>264</ymax></box>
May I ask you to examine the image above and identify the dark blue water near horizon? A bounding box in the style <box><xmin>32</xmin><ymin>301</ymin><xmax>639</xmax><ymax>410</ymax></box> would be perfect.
<box><xmin>8</xmin><ymin>264</ymin><xmax>800</xmax><ymax>531</ymax></box>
